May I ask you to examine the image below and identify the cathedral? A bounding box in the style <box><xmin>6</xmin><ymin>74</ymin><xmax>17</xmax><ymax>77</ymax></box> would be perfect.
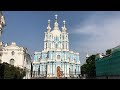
<box><xmin>32</xmin><ymin>15</ymin><xmax>81</xmax><ymax>78</ymax></box>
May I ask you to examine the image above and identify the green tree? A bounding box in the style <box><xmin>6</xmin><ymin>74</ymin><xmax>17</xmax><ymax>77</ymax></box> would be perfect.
<box><xmin>0</xmin><ymin>62</ymin><xmax>26</xmax><ymax>79</ymax></box>
<box><xmin>106</xmin><ymin>49</ymin><xmax>112</xmax><ymax>55</ymax></box>
<box><xmin>81</xmin><ymin>55</ymin><xmax>96</xmax><ymax>78</ymax></box>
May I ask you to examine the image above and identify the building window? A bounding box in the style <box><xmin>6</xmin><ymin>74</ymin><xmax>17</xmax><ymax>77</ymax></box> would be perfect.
<box><xmin>57</xmin><ymin>55</ymin><xmax>60</xmax><ymax>59</ymax></box>
<box><xmin>11</xmin><ymin>51</ymin><xmax>15</xmax><ymax>55</ymax></box>
<box><xmin>63</xmin><ymin>35</ymin><xmax>64</xmax><ymax>40</ymax></box>
<box><xmin>60</xmin><ymin>35</ymin><xmax>61</xmax><ymax>40</ymax></box>
<box><xmin>10</xmin><ymin>59</ymin><xmax>15</xmax><ymax>65</ymax></box>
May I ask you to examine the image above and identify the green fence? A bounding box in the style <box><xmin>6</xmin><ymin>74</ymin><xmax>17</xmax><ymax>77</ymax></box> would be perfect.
<box><xmin>96</xmin><ymin>48</ymin><xmax>120</xmax><ymax>76</ymax></box>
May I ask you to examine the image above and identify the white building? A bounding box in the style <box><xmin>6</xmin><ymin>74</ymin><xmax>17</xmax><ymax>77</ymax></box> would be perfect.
<box><xmin>0</xmin><ymin>42</ymin><xmax>32</xmax><ymax>79</ymax></box>
<box><xmin>0</xmin><ymin>11</ymin><xmax>5</xmax><ymax>36</ymax></box>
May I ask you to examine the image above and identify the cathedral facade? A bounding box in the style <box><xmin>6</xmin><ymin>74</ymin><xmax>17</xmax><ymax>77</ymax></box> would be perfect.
<box><xmin>32</xmin><ymin>15</ymin><xmax>80</xmax><ymax>78</ymax></box>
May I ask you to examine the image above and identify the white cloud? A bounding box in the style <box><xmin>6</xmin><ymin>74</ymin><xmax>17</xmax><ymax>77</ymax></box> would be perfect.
<box><xmin>70</xmin><ymin>12</ymin><xmax>120</xmax><ymax>65</ymax></box>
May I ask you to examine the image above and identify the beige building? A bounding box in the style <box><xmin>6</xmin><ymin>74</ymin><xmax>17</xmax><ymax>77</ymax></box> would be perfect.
<box><xmin>0</xmin><ymin>42</ymin><xmax>32</xmax><ymax>79</ymax></box>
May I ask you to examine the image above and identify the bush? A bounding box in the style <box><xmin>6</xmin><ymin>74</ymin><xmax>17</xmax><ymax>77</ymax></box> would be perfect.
<box><xmin>0</xmin><ymin>62</ymin><xmax>26</xmax><ymax>79</ymax></box>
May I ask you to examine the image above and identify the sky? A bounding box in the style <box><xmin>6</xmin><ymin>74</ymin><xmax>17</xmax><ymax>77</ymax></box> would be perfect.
<box><xmin>2</xmin><ymin>11</ymin><xmax>120</xmax><ymax>65</ymax></box>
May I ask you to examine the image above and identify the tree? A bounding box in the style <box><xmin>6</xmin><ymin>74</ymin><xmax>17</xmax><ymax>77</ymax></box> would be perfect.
<box><xmin>0</xmin><ymin>62</ymin><xmax>26</xmax><ymax>79</ymax></box>
<box><xmin>106</xmin><ymin>49</ymin><xmax>112</xmax><ymax>55</ymax></box>
<box><xmin>81</xmin><ymin>55</ymin><xmax>96</xmax><ymax>78</ymax></box>
<box><xmin>81</xmin><ymin>64</ymin><xmax>88</xmax><ymax>76</ymax></box>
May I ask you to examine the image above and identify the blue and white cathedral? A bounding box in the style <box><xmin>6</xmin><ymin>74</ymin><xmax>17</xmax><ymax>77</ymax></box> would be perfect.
<box><xmin>32</xmin><ymin>15</ymin><xmax>81</xmax><ymax>78</ymax></box>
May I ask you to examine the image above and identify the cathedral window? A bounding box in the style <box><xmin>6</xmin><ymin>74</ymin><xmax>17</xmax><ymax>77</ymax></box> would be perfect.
<box><xmin>10</xmin><ymin>59</ymin><xmax>14</xmax><ymax>65</ymax></box>
<box><xmin>60</xmin><ymin>35</ymin><xmax>61</xmax><ymax>40</ymax></box>
<box><xmin>63</xmin><ymin>35</ymin><xmax>64</xmax><ymax>40</ymax></box>
<box><xmin>57</xmin><ymin>55</ymin><xmax>60</xmax><ymax>59</ymax></box>
<box><xmin>50</xmin><ymin>35</ymin><xmax>51</xmax><ymax>40</ymax></box>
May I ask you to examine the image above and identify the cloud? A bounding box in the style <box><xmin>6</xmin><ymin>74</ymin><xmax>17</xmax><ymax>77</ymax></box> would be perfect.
<box><xmin>70</xmin><ymin>11</ymin><xmax>120</xmax><ymax>64</ymax></box>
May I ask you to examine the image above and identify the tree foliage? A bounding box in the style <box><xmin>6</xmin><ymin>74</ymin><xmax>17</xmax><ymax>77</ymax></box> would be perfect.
<box><xmin>81</xmin><ymin>55</ymin><xmax>96</xmax><ymax>78</ymax></box>
<box><xmin>0</xmin><ymin>62</ymin><xmax>26</xmax><ymax>79</ymax></box>
<box><xmin>106</xmin><ymin>49</ymin><xmax>112</xmax><ymax>55</ymax></box>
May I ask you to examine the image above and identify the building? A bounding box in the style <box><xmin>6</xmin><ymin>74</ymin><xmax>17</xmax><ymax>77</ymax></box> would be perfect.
<box><xmin>0</xmin><ymin>42</ymin><xmax>32</xmax><ymax>79</ymax></box>
<box><xmin>0</xmin><ymin>11</ymin><xmax>5</xmax><ymax>65</ymax></box>
<box><xmin>32</xmin><ymin>15</ymin><xmax>81</xmax><ymax>78</ymax></box>
<box><xmin>0</xmin><ymin>11</ymin><xmax>31</xmax><ymax>79</ymax></box>
<box><xmin>0</xmin><ymin>11</ymin><xmax>5</xmax><ymax>36</ymax></box>
<box><xmin>96</xmin><ymin>45</ymin><xmax>120</xmax><ymax>79</ymax></box>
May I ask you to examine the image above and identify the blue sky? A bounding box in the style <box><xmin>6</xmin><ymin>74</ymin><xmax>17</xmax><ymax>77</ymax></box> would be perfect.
<box><xmin>2</xmin><ymin>11</ymin><xmax>120</xmax><ymax>65</ymax></box>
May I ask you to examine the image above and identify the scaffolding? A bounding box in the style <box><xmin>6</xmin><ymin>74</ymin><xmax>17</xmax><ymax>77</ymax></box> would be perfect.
<box><xmin>96</xmin><ymin>47</ymin><xmax>120</xmax><ymax>77</ymax></box>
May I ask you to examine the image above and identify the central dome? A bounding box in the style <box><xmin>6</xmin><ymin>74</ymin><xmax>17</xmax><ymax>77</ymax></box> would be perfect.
<box><xmin>51</xmin><ymin>30</ymin><xmax>61</xmax><ymax>36</ymax></box>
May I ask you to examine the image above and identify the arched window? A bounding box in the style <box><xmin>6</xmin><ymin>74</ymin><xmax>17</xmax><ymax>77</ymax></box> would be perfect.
<box><xmin>60</xmin><ymin>35</ymin><xmax>61</xmax><ymax>40</ymax></box>
<box><xmin>57</xmin><ymin>55</ymin><xmax>60</xmax><ymax>59</ymax></box>
<box><xmin>11</xmin><ymin>51</ymin><xmax>15</xmax><ymax>55</ymax></box>
<box><xmin>63</xmin><ymin>35</ymin><xmax>64</xmax><ymax>40</ymax></box>
<box><xmin>10</xmin><ymin>59</ymin><xmax>15</xmax><ymax>65</ymax></box>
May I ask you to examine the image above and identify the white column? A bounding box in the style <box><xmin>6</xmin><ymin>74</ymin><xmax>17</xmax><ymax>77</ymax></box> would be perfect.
<box><xmin>53</xmin><ymin>63</ymin><xmax>55</xmax><ymax>77</ymax></box>
<box><xmin>68</xmin><ymin>43</ymin><xmax>69</xmax><ymax>50</ymax></box>
<box><xmin>60</xmin><ymin>42</ymin><xmax>62</xmax><ymax>49</ymax></box>
<box><xmin>51</xmin><ymin>42</ymin><xmax>53</xmax><ymax>49</ymax></box>
<box><xmin>67</xmin><ymin>63</ymin><xmax>69</xmax><ymax>77</ymax></box>
<box><xmin>55</xmin><ymin>63</ymin><xmax>56</xmax><ymax>77</ymax></box>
